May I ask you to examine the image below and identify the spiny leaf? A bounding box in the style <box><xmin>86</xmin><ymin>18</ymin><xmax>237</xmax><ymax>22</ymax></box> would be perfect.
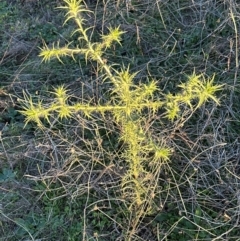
<box><xmin>101</xmin><ymin>26</ymin><xmax>126</xmax><ymax>48</ymax></box>
<box><xmin>59</xmin><ymin>0</ymin><xmax>92</xmax><ymax>24</ymax></box>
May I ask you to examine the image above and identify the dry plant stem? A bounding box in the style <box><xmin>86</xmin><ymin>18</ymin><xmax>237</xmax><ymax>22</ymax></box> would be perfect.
<box><xmin>229</xmin><ymin>0</ymin><xmax>239</xmax><ymax>106</ymax></box>
<box><xmin>229</xmin><ymin>0</ymin><xmax>239</xmax><ymax>70</ymax></box>
<box><xmin>0</xmin><ymin>210</ymin><xmax>34</xmax><ymax>241</ymax></box>
<box><xmin>19</xmin><ymin>0</ymin><xmax>223</xmax><ymax>239</ymax></box>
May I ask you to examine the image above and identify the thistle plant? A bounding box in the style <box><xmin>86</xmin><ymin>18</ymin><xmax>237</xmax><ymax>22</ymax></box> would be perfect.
<box><xmin>19</xmin><ymin>0</ymin><xmax>223</xmax><ymax>238</ymax></box>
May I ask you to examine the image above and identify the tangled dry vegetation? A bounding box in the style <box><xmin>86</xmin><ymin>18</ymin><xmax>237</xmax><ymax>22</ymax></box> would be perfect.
<box><xmin>0</xmin><ymin>0</ymin><xmax>240</xmax><ymax>240</ymax></box>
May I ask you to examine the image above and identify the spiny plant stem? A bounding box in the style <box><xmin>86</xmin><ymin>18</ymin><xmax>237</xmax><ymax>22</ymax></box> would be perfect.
<box><xmin>19</xmin><ymin>0</ymin><xmax>223</xmax><ymax>239</ymax></box>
